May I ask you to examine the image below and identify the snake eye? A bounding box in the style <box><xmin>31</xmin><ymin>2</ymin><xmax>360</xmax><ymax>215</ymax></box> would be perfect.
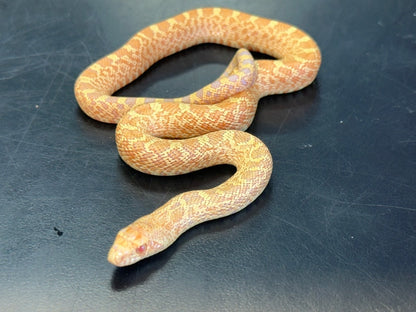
<box><xmin>136</xmin><ymin>244</ymin><xmax>147</xmax><ymax>254</ymax></box>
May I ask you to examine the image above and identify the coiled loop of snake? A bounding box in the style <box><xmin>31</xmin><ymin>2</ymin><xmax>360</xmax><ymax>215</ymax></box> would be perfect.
<box><xmin>74</xmin><ymin>8</ymin><xmax>321</xmax><ymax>266</ymax></box>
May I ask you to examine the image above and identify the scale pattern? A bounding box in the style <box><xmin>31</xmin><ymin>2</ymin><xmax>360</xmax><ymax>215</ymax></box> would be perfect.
<box><xmin>74</xmin><ymin>8</ymin><xmax>321</xmax><ymax>266</ymax></box>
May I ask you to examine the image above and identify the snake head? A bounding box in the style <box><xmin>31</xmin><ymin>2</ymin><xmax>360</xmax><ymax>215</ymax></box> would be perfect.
<box><xmin>107</xmin><ymin>219</ymin><xmax>164</xmax><ymax>267</ymax></box>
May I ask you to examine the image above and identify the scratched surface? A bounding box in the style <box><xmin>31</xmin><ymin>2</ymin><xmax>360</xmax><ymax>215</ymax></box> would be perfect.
<box><xmin>1</xmin><ymin>0</ymin><xmax>415</xmax><ymax>311</ymax></box>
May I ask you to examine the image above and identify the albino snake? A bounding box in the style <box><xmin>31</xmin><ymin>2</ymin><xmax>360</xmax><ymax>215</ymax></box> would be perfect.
<box><xmin>74</xmin><ymin>8</ymin><xmax>321</xmax><ymax>266</ymax></box>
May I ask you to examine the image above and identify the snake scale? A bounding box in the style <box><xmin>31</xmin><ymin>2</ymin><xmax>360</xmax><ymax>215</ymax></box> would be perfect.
<box><xmin>74</xmin><ymin>8</ymin><xmax>321</xmax><ymax>266</ymax></box>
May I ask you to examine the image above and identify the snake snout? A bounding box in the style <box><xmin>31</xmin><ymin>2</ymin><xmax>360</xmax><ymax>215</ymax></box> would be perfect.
<box><xmin>108</xmin><ymin>232</ymin><xmax>144</xmax><ymax>267</ymax></box>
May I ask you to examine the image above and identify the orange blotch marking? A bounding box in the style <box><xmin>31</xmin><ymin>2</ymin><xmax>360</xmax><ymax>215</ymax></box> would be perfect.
<box><xmin>203</xmin><ymin>8</ymin><xmax>214</xmax><ymax>16</ymax></box>
<box><xmin>291</xmin><ymin>29</ymin><xmax>307</xmax><ymax>40</ymax></box>
<box><xmin>188</xmin><ymin>9</ymin><xmax>198</xmax><ymax>19</ymax></box>
<box><xmin>255</xmin><ymin>18</ymin><xmax>271</xmax><ymax>28</ymax></box>
<box><xmin>219</xmin><ymin>8</ymin><xmax>233</xmax><ymax>17</ymax></box>
<box><xmin>237</xmin><ymin>11</ymin><xmax>251</xmax><ymax>21</ymax></box>
<box><xmin>299</xmin><ymin>40</ymin><xmax>318</xmax><ymax>50</ymax></box>
<box><xmin>278</xmin><ymin>66</ymin><xmax>293</xmax><ymax>76</ymax></box>
<box><xmin>157</xmin><ymin>20</ymin><xmax>171</xmax><ymax>33</ymax></box>
<box><xmin>141</xmin><ymin>27</ymin><xmax>154</xmax><ymax>38</ymax></box>
<box><xmin>97</xmin><ymin>57</ymin><xmax>113</xmax><ymax>67</ymax></box>
<box><xmin>174</xmin><ymin>13</ymin><xmax>186</xmax><ymax>24</ymax></box>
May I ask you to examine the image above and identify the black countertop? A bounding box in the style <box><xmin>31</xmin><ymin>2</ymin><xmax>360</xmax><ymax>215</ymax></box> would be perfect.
<box><xmin>1</xmin><ymin>0</ymin><xmax>415</xmax><ymax>311</ymax></box>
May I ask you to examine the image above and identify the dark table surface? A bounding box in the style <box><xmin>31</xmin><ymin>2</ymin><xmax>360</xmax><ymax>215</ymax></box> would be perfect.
<box><xmin>1</xmin><ymin>0</ymin><xmax>415</xmax><ymax>311</ymax></box>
